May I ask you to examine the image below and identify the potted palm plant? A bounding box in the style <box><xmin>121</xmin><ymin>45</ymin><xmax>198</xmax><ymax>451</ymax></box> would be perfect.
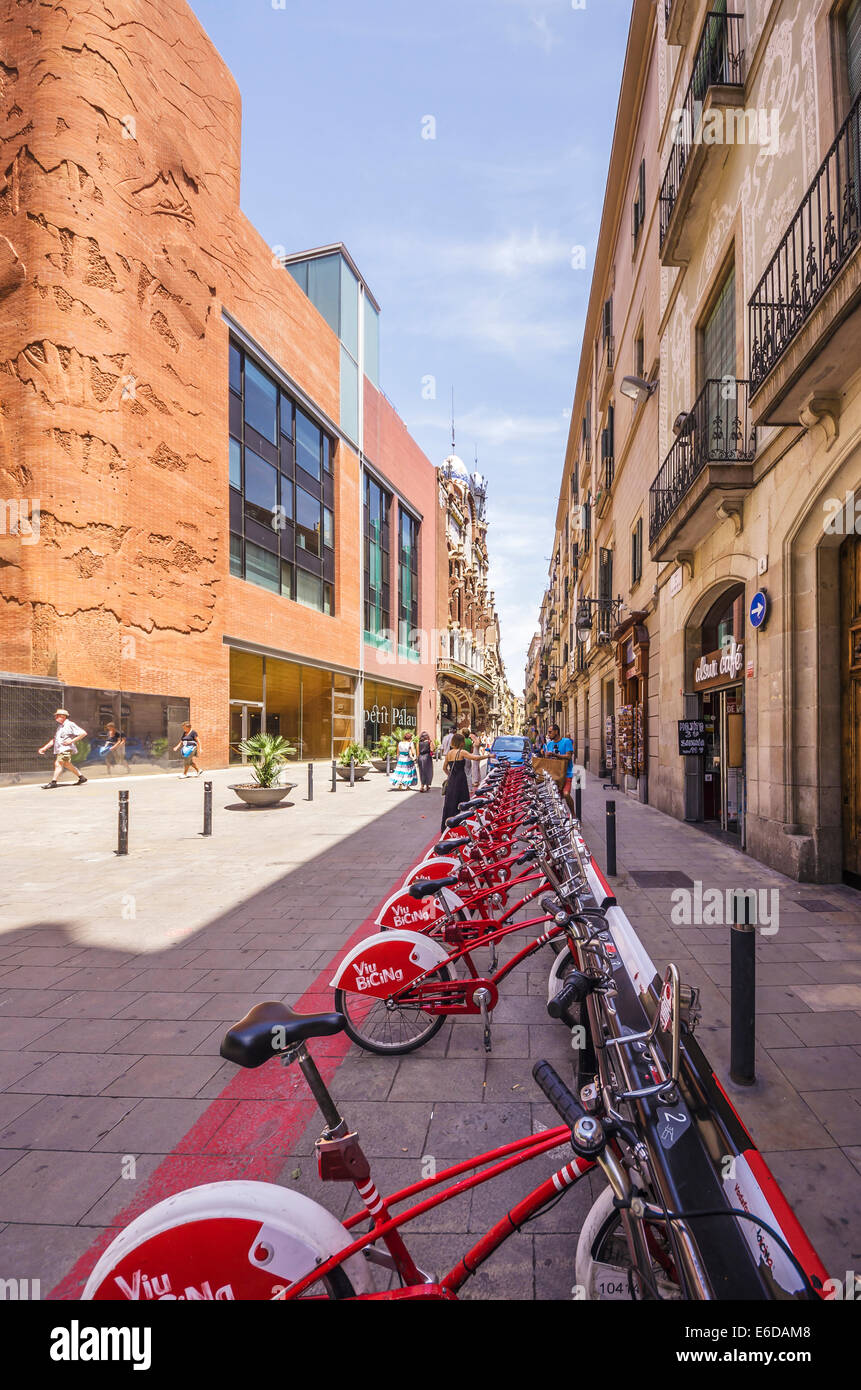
<box><xmin>231</xmin><ymin>733</ymin><xmax>297</xmax><ymax>807</ymax></box>
<box><xmin>336</xmin><ymin>742</ymin><xmax>372</xmax><ymax>780</ymax></box>
<box><xmin>370</xmin><ymin>732</ymin><xmax>398</xmax><ymax>773</ymax></box>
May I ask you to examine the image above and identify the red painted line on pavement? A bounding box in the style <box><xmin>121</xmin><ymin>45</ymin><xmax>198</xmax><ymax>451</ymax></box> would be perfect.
<box><xmin>49</xmin><ymin>826</ymin><xmax>441</xmax><ymax>1300</ymax></box>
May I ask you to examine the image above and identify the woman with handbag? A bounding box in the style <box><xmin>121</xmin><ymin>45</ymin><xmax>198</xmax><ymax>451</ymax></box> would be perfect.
<box><xmin>440</xmin><ymin>732</ymin><xmax>483</xmax><ymax>830</ymax></box>
<box><xmin>416</xmin><ymin>730</ymin><xmax>436</xmax><ymax>792</ymax></box>
<box><xmin>389</xmin><ymin>734</ymin><xmax>418</xmax><ymax>790</ymax></box>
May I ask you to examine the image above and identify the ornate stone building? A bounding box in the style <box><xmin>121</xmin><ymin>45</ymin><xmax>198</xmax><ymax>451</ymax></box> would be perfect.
<box><xmin>436</xmin><ymin>455</ymin><xmax>513</xmax><ymax>737</ymax></box>
<box><xmin>537</xmin><ymin>0</ymin><xmax>861</xmax><ymax>884</ymax></box>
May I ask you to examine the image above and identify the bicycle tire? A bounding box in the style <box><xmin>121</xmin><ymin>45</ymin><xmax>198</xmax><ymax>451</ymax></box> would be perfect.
<box><xmin>335</xmin><ymin>964</ymin><xmax>453</xmax><ymax>1054</ymax></box>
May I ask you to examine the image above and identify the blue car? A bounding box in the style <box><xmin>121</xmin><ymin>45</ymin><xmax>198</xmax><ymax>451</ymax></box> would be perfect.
<box><xmin>488</xmin><ymin>735</ymin><xmax>531</xmax><ymax>767</ymax></box>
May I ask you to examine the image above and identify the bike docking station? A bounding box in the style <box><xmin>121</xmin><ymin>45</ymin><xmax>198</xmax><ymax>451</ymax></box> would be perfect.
<box><xmin>78</xmin><ymin>757</ymin><xmax>835</xmax><ymax>1334</ymax></box>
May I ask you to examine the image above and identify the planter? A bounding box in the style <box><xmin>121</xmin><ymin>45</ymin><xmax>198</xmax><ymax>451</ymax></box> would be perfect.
<box><xmin>370</xmin><ymin>758</ymin><xmax>391</xmax><ymax>773</ymax></box>
<box><xmin>230</xmin><ymin>783</ymin><xmax>296</xmax><ymax>807</ymax></box>
<box><xmin>336</xmin><ymin>763</ymin><xmax>370</xmax><ymax>781</ymax></box>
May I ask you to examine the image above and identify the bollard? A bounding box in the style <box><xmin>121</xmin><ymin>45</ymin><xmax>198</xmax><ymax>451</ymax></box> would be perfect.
<box><xmin>117</xmin><ymin>788</ymin><xmax>129</xmax><ymax>856</ymax></box>
<box><xmin>307</xmin><ymin>762</ymin><xmax>313</xmax><ymax>802</ymax></box>
<box><xmin>605</xmin><ymin>799</ymin><xmax>616</xmax><ymax>876</ymax></box>
<box><xmin>730</xmin><ymin>892</ymin><xmax>756</xmax><ymax>1085</ymax></box>
<box><xmin>574</xmin><ymin>783</ymin><xmax>582</xmax><ymax>824</ymax></box>
<box><xmin>202</xmin><ymin>780</ymin><xmax>212</xmax><ymax>836</ymax></box>
<box><xmin>386</xmin><ymin>753</ymin><xmax>391</xmax><ymax>776</ymax></box>
<box><xmin>331</xmin><ymin>759</ymin><xmax>337</xmax><ymax>792</ymax></box>
<box><xmin>350</xmin><ymin>757</ymin><xmax>355</xmax><ymax>788</ymax></box>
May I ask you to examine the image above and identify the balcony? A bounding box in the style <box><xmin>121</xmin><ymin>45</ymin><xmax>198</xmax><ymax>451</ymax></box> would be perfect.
<box><xmin>665</xmin><ymin>0</ymin><xmax>697</xmax><ymax>46</ymax></box>
<box><xmin>648</xmin><ymin>378</ymin><xmax>756</xmax><ymax>557</ymax></box>
<box><xmin>748</xmin><ymin>89</ymin><xmax>861</xmax><ymax>426</ymax></box>
<box><xmin>659</xmin><ymin>12</ymin><xmax>746</xmax><ymax>266</ymax></box>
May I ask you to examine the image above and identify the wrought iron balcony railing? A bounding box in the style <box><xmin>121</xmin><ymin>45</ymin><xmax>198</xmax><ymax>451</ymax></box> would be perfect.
<box><xmin>659</xmin><ymin>12</ymin><xmax>746</xmax><ymax>249</ymax></box>
<box><xmin>648</xmin><ymin>378</ymin><xmax>755</xmax><ymax>543</ymax></box>
<box><xmin>603</xmin><ymin>453</ymin><xmax>615</xmax><ymax>492</ymax></box>
<box><xmin>603</xmin><ymin>335</ymin><xmax>615</xmax><ymax>372</ymax></box>
<box><xmin>749</xmin><ymin>88</ymin><xmax>861</xmax><ymax>393</ymax></box>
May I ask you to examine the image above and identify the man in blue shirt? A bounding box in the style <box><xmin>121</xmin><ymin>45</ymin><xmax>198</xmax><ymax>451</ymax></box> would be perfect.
<box><xmin>544</xmin><ymin>722</ymin><xmax>574</xmax><ymax>797</ymax></box>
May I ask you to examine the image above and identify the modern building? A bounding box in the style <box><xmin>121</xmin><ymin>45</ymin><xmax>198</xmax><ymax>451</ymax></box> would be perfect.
<box><xmin>436</xmin><ymin>456</ymin><xmax>514</xmax><ymax>738</ymax></box>
<box><xmin>0</xmin><ymin>0</ymin><xmax>438</xmax><ymax>781</ymax></box>
<box><xmin>538</xmin><ymin>0</ymin><xmax>861</xmax><ymax>883</ymax></box>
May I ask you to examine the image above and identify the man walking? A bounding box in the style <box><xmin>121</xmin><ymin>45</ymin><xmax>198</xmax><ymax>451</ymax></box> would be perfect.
<box><xmin>39</xmin><ymin>709</ymin><xmax>88</xmax><ymax>787</ymax></box>
<box><xmin>544</xmin><ymin>722</ymin><xmax>575</xmax><ymax>802</ymax></box>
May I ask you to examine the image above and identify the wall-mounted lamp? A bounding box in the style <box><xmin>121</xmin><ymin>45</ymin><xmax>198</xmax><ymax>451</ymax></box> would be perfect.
<box><xmin>620</xmin><ymin>375</ymin><xmax>659</xmax><ymax>405</ymax></box>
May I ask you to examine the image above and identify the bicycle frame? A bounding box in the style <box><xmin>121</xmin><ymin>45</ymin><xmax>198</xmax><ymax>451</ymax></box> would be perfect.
<box><xmin>279</xmin><ymin>1121</ymin><xmax>594</xmax><ymax>1299</ymax></box>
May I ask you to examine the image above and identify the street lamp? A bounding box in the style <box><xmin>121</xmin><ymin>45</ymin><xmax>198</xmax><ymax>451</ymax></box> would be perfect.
<box><xmin>620</xmin><ymin>374</ymin><xmax>659</xmax><ymax>405</ymax></box>
<box><xmin>575</xmin><ymin>596</ymin><xmax>624</xmax><ymax>639</ymax></box>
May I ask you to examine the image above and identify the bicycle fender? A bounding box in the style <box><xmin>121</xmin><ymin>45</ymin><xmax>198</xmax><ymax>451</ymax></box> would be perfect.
<box><xmin>374</xmin><ymin>883</ymin><xmax>464</xmax><ymax>930</ymax></box>
<box><xmin>331</xmin><ymin>929</ymin><xmax>450</xmax><ymax>997</ymax></box>
<box><xmin>403</xmin><ymin>856</ymin><xmax>460</xmax><ymax>885</ymax></box>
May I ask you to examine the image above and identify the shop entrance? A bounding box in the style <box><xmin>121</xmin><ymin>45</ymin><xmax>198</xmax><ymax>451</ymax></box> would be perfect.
<box><xmin>840</xmin><ymin>534</ymin><xmax>861</xmax><ymax>880</ymax></box>
<box><xmin>702</xmin><ymin>685</ymin><xmax>744</xmax><ymax>835</ymax></box>
<box><xmin>229</xmin><ymin>700</ymin><xmax>263</xmax><ymax>763</ymax></box>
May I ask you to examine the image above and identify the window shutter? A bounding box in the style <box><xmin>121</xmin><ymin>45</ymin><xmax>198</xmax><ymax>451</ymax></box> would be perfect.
<box><xmin>848</xmin><ymin>0</ymin><xmax>861</xmax><ymax>106</ymax></box>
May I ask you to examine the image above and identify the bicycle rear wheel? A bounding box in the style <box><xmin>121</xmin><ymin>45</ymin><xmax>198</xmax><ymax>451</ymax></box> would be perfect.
<box><xmin>335</xmin><ymin>964</ymin><xmax>453</xmax><ymax>1054</ymax></box>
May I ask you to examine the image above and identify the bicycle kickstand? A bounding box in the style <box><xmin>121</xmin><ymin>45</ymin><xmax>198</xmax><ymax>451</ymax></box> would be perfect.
<box><xmin>475</xmin><ymin>986</ymin><xmax>493</xmax><ymax>1053</ymax></box>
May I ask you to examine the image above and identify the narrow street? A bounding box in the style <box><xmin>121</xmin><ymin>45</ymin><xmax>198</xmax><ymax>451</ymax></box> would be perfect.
<box><xmin>0</xmin><ymin>769</ymin><xmax>857</xmax><ymax>1297</ymax></box>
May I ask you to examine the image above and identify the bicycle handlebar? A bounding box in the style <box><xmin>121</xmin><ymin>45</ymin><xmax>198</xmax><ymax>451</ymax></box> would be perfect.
<box><xmin>532</xmin><ymin>1060</ymin><xmax>588</xmax><ymax>1133</ymax></box>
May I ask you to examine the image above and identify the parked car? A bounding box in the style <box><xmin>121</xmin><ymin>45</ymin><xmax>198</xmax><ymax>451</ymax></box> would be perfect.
<box><xmin>488</xmin><ymin>735</ymin><xmax>531</xmax><ymax>767</ymax></box>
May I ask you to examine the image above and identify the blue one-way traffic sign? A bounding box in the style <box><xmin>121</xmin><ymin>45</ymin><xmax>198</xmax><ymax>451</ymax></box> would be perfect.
<box><xmin>749</xmin><ymin>590</ymin><xmax>768</xmax><ymax>630</ymax></box>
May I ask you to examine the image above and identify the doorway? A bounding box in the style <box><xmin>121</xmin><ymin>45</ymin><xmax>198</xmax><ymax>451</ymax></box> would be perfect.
<box><xmin>229</xmin><ymin>701</ymin><xmax>263</xmax><ymax>763</ymax></box>
<box><xmin>702</xmin><ymin>685</ymin><xmax>744</xmax><ymax>837</ymax></box>
<box><xmin>841</xmin><ymin>535</ymin><xmax>861</xmax><ymax>879</ymax></box>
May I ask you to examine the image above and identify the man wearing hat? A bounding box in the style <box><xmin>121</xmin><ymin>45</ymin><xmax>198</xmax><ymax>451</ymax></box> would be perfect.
<box><xmin>38</xmin><ymin>709</ymin><xmax>89</xmax><ymax>788</ymax></box>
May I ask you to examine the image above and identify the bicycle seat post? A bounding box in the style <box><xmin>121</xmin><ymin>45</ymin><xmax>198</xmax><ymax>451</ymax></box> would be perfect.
<box><xmin>282</xmin><ymin>1042</ymin><xmax>346</xmax><ymax>1136</ymax></box>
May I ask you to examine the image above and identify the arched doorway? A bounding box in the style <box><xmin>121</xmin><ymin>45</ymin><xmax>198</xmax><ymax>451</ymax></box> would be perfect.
<box><xmin>440</xmin><ymin>693</ymin><xmax>456</xmax><ymax>738</ymax></box>
<box><xmin>684</xmin><ymin>581</ymin><xmax>746</xmax><ymax>843</ymax></box>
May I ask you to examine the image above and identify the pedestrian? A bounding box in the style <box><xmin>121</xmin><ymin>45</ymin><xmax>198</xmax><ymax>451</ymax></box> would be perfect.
<box><xmin>173</xmin><ymin>721</ymin><xmax>201</xmax><ymax>778</ymax></box>
<box><xmin>440</xmin><ymin>732</ymin><xmax>484</xmax><ymax>829</ymax></box>
<box><xmin>416</xmin><ymin>730</ymin><xmax>436</xmax><ymax>792</ymax></box>
<box><xmin>544</xmin><ymin>722</ymin><xmax>575</xmax><ymax>802</ymax></box>
<box><xmin>389</xmin><ymin>732</ymin><xmax>418</xmax><ymax>790</ymax></box>
<box><xmin>440</xmin><ymin>728</ymin><xmax>454</xmax><ymax>759</ymax></box>
<box><xmin>38</xmin><ymin>708</ymin><xmax>88</xmax><ymax>788</ymax></box>
<box><xmin>100</xmin><ymin>722</ymin><xmax>127</xmax><ymax>776</ymax></box>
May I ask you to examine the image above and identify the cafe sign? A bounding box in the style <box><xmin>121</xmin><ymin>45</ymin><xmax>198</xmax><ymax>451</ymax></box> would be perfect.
<box><xmin>692</xmin><ymin>638</ymin><xmax>744</xmax><ymax>692</ymax></box>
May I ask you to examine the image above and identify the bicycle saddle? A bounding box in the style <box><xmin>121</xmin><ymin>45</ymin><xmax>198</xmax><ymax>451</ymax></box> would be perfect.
<box><xmin>434</xmin><ymin>837</ymin><xmax>470</xmax><ymax>853</ymax></box>
<box><xmin>220</xmin><ymin>1001</ymin><xmax>345</xmax><ymax>1069</ymax></box>
<box><xmin>409</xmin><ymin>875</ymin><xmax>458</xmax><ymax>899</ymax></box>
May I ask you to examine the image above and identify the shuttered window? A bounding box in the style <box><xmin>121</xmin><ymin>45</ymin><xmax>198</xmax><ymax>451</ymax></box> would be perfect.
<box><xmin>701</xmin><ymin>264</ymin><xmax>736</xmax><ymax>385</ymax></box>
<box><xmin>847</xmin><ymin>0</ymin><xmax>861</xmax><ymax>106</ymax></box>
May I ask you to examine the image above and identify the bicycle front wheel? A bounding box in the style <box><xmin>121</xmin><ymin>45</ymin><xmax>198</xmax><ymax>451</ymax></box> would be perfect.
<box><xmin>335</xmin><ymin>965</ymin><xmax>453</xmax><ymax>1054</ymax></box>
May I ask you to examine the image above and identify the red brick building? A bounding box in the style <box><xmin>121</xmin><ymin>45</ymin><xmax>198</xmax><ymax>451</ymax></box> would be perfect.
<box><xmin>0</xmin><ymin>0</ymin><xmax>438</xmax><ymax>779</ymax></box>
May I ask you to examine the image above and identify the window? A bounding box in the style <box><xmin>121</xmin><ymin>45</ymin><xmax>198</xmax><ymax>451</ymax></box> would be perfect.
<box><xmin>398</xmin><ymin>509</ymin><xmax>420</xmax><ymax>657</ymax></box>
<box><xmin>244</xmin><ymin>359</ymin><xmax>278</xmax><ymax>443</ymax></box>
<box><xmin>700</xmin><ymin>263</ymin><xmax>736</xmax><ymax>385</ymax></box>
<box><xmin>631</xmin><ymin>517</ymin><xmax>643</xmax><ymax>587</ymax></box>
<box><xmin>632</xmin><ymin>158</ymin><xmax>646</xmax><ymax>244</ymax></box>
<box><xmin>296</xmin><ymin>486</ymin><xmax>322</xmax><ymax>555</ymax></box>
<box><xmin>364</xmin><ymin>301</ymin><xmax>380</xmax><ymax>386</ymax></box>
<box><xmin>340</xmin><ymin>344</ymin><xmax>359</xmax><ymax>443</ymax></box>
<box><xmin>846</xmin><ymin>0</ymin><xmax>861</xmax><ymax>106</ymax></box>
<box><xmin>296</xmin><ymin>409</ymin><xmax>322</xmax><ymax>480</ymax></box>
<box><xmin>602</xmin><ymin>297</ymin><xmax>613</xmax><ymax>344</ymax></box>
<box><xmin>229</xmin><ymin>339</ymin><xmax>335</xmax><ymax>613</ymax></box>
<box><xmin>364</xmin><ymin>475</ymin><xmax>391</xmax><ymax>642</ymax></box>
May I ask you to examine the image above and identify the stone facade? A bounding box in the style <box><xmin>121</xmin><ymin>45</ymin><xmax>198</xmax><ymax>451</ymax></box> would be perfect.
<box><xmin>539</xmin><ymin>0</ymin><xmax>861</xmax><ymax>882</ymax></box>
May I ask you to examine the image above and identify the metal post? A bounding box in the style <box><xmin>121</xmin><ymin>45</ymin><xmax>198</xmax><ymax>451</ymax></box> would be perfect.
<box><xmin>331</xmin><ymin>760</ymin><xmax>337</xmax><ymax>792</ymax></box>
<box><xmin>605</xmin><ymin>799</ymin><xmax>616</xmax><ymax>876</ymax></box>
<box><xmin>202</xmin><ymin>780</ymin><xmax>212</xmax><ymax>836</ymax></box>
<box><xmin>350</xmin><ymin>757</ymin><xmax>355</xmax><ymax>787</ymax></box>
<box><xmin>386</xmin><ymin>753</ymin><xmax>391</xmax><ymax>776</ymax></box>
<box><xmin>574</xmin><ymin>783</ymin><xmax>582</xmax><ymax>823</ymax></box>
<box><xmin>730</xmin><ymin>892</ymin><xmax>756</xmax><ymax>1085</ymax></box>
<box><xmin>307</xmin><ymin>762</ymin><xmax>313</xmax><ymax>802</ymax></box>
<box><xmin>117</xmin><ymin>789</ymin><xmax>129</xmax><ymax>856</ymax></box>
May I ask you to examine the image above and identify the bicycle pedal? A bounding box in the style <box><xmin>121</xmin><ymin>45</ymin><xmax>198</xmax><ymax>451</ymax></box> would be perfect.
<box><xmin>483</xmin><ymin>1026</ymin><xmax>492</xmax><ymax>1053</ymax></box>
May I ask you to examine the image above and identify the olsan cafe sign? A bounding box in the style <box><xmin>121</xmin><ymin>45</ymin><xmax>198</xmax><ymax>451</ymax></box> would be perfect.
<box><xmin>692</xmin><ymin>638</ymin><xmax>744</xmax><ymax>692</ymax></box>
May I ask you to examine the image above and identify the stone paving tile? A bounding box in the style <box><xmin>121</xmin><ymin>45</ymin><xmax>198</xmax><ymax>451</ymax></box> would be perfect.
<box><xmin>0</xmin><ymin>1222</ymin><xmax>104</xmax><ymax>1291</ymax></box>
<box><xmin>0</xmin><ymin>1095</ymin><xmax>137</xmax><ymax>1151</ymax></box>
<box><xmin>760</xmin><ymin>1148</ymin><xmax>861</xmax><ymax>1274</ymax></box>
<box><xmin>102</xmin><ymin>1055</ymin><xmax>225</xmax><ymax>1099</ymax></box>
<box><xmin>90</xmin><ymin>1098</ymin><xmax>230</xmax><ymax>1154</ymax></box>
<box><xmin>781</xmin><ymin>1011</ymin><xmax>861</xmax><ymax>1046</ymax></box>
<box><xmin>799</xmin><ymin>1091</ymin><xmax>861</xmax><ymax>1146</ymax></box>
<box><xmin>793</xmin><ymin>984</ymin><xmax>861</xmax><ymax>1011</ymax></box>
<box><xmin>39</xmin><ymin>991</ymin><xmax>145</xmax><ymax>1019</ymax></box>
<box><xmin>388</xmin><ymin>1059</ymin><xmax>487</xmax><ymax>1103</ymax></box>
<box><xmin>9</xmin><ymin>1053</ymin><xmax>139</xmax><ymax>1097</ymax></box>
<box><xmin>0</xmin><ymin>1016</ymin><xmax>61</xmax><ymax>1049</ymax></box>
<box><xmin>0</xmin><ymin>990</ymin><xmax>75</xmax><ymax>1017</ymax></box>
<box><xmin>0</xmin><ymin>1051</ymin><xmax>57</xmax><ymax>1090</ymax></box>
<box><xmin>79</xmin><ymin>1153</ymin><xmax>164</xmax><ymax>1226</ymax></box>
<box><xmin>768</xmin><ymin>1045</ymin><xmax>861</xmax><ymax>1092</ymax></box>
<box><xmin>112</xmin><ymin>992</ymin><xmax>215</xmax><ymax>1021</ymax></box>
<box><xmin>35</xmin><ymin>1018</ymin><xmax>139</xmax><ymax>1053</ymax></box>
<box><xmin>108</xmin><ymin>1020</ymin><xmax>218</xmax><ymax>1055</ymax></box>
<box><xmin>0</xmin><ymin>1151</ymin><xmax>124</xmax><ymax>1223</ymax></box>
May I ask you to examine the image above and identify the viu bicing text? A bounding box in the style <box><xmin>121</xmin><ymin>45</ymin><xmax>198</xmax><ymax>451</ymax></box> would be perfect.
<box><xmin>0</xmin><ymin>498</ymin><xmax>40</xmax><ymax>544</ymax></box>
<box><xmin>670</xmin><ymin>883</ymin><xmax>779</xmax><ymax>935</ymax></box>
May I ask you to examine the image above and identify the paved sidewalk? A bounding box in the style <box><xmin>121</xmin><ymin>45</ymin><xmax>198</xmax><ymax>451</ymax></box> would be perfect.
<box><xmin>579</xmin><ymin>774</ymin><xmax>861</xmax><ymax>1278</ymax></box>
<box><xmin>0</xmin><ymin>768</ymin><xmax>582</xmax><ymax>1300</ymax></box>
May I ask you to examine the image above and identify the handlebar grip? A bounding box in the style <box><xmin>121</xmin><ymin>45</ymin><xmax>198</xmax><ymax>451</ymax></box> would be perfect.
<box><xmin>532</xmin><ymin>1060</ymin><xmax>586</xmax><ymax>1130</ymax></box>
<box><xmin>547</xmin><ymin>971</ymin><xmax>592</xmax><ymax>1019</ymax></box>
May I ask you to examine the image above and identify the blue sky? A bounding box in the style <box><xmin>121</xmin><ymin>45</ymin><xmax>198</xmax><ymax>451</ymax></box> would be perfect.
<box><xmin>189</xmin><ymin>0</ymin><xmax>631</xmax><ymax>688</ymax></box>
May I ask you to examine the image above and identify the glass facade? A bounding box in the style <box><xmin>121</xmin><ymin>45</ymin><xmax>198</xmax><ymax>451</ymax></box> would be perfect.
<box><xmin>398</xmin><ymin>509</ymin><xmax>420</xmax><ymax>658</ymax></box>
<box><xmin>363</xmin><ymin>679</ymin><xmax>419</xmax><ymax>751</ymax></box>
<box><xmin>364</xmin><ymin>475</ymin><xmax>391</xmax><ymax>645</ymax></box>
<box><xmin>229</xmin><ymin>340</ymin><xmax>335</xmax><ymax>614</ymax></box>
<box><xmin>229</xmin><ymin>647</ymin><xmax>354</xmax><ymax>762</ymax></box>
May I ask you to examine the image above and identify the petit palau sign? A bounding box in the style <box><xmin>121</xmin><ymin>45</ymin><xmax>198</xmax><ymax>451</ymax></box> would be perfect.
<box><xmin>691</xmin><ymin>639</ymin><xmax>744</xmax><ymax>692</ymax></box>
